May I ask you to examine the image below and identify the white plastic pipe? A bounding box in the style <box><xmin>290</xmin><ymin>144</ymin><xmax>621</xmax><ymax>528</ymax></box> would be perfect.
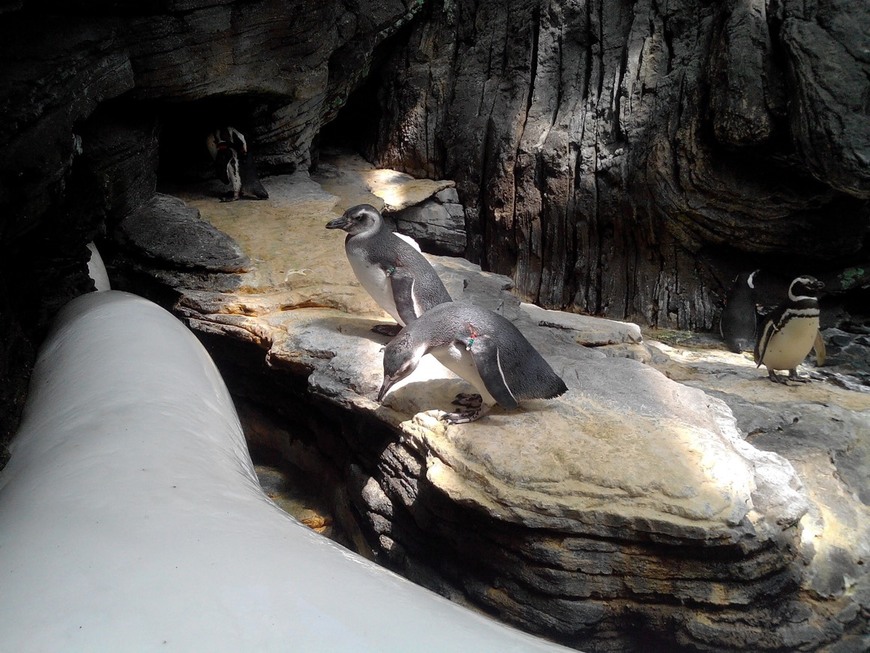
<box><xmin>0</xmin><ymin>291</ymin><xmax>569</xmax><ymax>653</ymax></box>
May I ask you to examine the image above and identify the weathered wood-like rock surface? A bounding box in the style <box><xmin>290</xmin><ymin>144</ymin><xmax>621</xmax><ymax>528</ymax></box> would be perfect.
<box><xmin>366</xmin><ymin>0</ymin><xmax>870</xmax><ymax>326</ymax></box>
<box><xmin>108</xmin><ymin>161</ymin><xmax>868</xmax><ymax>652</ymax></box>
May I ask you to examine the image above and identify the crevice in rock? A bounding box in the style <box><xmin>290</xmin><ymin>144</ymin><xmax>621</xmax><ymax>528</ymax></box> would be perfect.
<box><xmin>319</xmin><ymin>63</ymin><xmax>383</xmax><ymax>162</ymax></box>
<box><xmin>319</xmin><ymin>12</ymin><xmax>421</xmax><ymax>165</ymax></box>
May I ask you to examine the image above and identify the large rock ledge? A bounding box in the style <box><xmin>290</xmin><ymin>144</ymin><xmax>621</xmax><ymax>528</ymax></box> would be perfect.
<box><xmin>107</xmin><ymin>158</ymin><xmax>867</xmax><ymax>652</ymax></box>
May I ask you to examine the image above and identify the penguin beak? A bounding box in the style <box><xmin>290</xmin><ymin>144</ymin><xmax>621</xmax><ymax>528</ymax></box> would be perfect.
<box><xmin>810</xmin><ymin>279</ymin><xmax>825</xmax><ymax>291</ymax></box>
<box><xmin>377</xmin><ymin>376</ymin><xmax>397</xmax><ymax>404</ymax></box>
<box><xmin>325</xmin><ymin>215</ymin><xmax>351</xmax><ymax>230</ymax></box>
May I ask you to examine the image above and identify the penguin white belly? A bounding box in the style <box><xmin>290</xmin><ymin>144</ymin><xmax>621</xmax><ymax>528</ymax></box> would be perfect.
<box><xmin>762</xmin><ymin>316</ymin><xmax>819</xmax><ymax>370</ymax></box>
<box><xmin>346</xmin><ymin>250</ymin><xmax>401</xmax><ymax>324</ymax></box>
<box><xmin>430</xmin><ymin>342</ymin><xmax>497</xmax><ymax>405</ymax></box>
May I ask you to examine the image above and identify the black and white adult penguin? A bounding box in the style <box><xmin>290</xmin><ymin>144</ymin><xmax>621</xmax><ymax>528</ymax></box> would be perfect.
<box><xmin>754</xmin><ymin>275</ymin><xmax>825</xmax><ymax>384</ymax></box>
<box><xmin>719</xmin><ymin>269</ymin><xmax>759</xmax><ymax>353</ymax></box>
<box><xmin>377</xmin><ymin>301</ymin><xmax>568</xmax><ymax>423</ymax></box>
<box><xmin>205</xmin><ymin>126</ymin><xmax>269</xmax><ymax>201</ymax></box>
<box><xmin>206</xmin><ymin>127</ymin><xmax>246</xmax><ymax>201</ymax></box>
<box><xmin>326</xmin><ymin>204</ymin><xmax>452</xmax><ymax>335</ymax></box>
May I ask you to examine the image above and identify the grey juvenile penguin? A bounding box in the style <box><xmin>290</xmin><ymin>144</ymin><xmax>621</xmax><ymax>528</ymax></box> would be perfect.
<box><xmin>754</xmin><ymin>275</ymin><xmax>824</xmax><ymax>384</ymax></box>
<box><xmin>719</xmin><ymin>269</ymin><xmax>759</xmax><ymax>353</ymax></box>
<box><xmin>326</xmin><ymin>204</ymin><xmax>452</xmax><ymax>335</ymax></box>
<box><xmin>377</xmin><ymin>301</ymin><xmax>568</xmax><ymax>423</ymax></box>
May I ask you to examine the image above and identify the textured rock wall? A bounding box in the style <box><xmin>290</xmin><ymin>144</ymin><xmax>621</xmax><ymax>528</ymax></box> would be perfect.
<box><xmin>4</xmin><ymin>2</ymin><xmax>867</xmax><ymax>336</ymax></box>
<box><xmin>0</xmin><ymin>0</ymin><xmax>420</xmax><ymax>461</ymax></box>
<box><xmin>367</xmin><ymin>0</ymin><xmax>870</xmax><ymax>327</ymax></box>
<box><xmin>1</xmin><ymin>0</ymin><xmax>421</xmax><ymax>237</ymax></box>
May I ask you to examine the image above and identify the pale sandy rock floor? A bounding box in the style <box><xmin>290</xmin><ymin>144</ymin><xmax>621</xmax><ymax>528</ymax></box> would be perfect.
<box><xmin>177</xmin><ymin>169</ymin><xmax>786</xmax><ymax>537</ymax></box>
<box><xmin>642</xmin><ymin>333</ymin><xmax>869</xmax><ymax>605</ymax></box>
<box><xmin>163</xmin><ymin>152</ymin><xmax>869</xmax><ymax>650</ymax></box>
<box><xmin>174</xmin><ymin>150</ymin><xmax>868</xmax><ymax>545</ymax></box>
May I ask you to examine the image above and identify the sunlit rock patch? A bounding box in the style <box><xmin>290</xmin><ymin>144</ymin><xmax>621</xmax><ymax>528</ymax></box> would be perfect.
<box><xmin>107</xmin><ymin>154</ymin><xmax>869</xmax><ymax>652</ymax></box>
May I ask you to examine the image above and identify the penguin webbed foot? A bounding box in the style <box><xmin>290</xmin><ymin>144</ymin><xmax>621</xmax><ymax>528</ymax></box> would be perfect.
<box><xmin>371</xmin><ymin>323</ymin><xmax>403</xmax><ymax>337</ymax></box>
<box><xmin>219</xmin><ymin>192</ymin><xmax>239</xmax><ymax>202</ymax></box>
<box><xmin>451</xmin><ymin>393</ymin><xmax>482</xmax><ymax>409</ymax></box>
<box><xmin>767</xmin><ymin>370</ymin><xmax>790</xmax><ymax>384</ymax></box>
<box><xmin>442</xmin><ymin>398</ymin><xmax>490</xmax><ymax>423</ymax></box>
<box><xmin>441</xmin><ymin>407</ymin><xmax>484</xmax><ymax>424</ymax></box>
<box><xmin>787</xmin><ymin>369</ymin><xmax>811</xmax><ymax>383</ymax></box>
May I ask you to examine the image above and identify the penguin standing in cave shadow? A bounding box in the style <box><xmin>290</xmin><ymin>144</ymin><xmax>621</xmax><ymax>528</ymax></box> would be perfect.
<box><xmin>719</xmin><ymin>270</ymin><xmax>760</xmax><ymax>353</ymax></box>
<box><xmin>206</xmin><ymin>126</ymin><xmax>269</xmax><ymax>201</ymax></box>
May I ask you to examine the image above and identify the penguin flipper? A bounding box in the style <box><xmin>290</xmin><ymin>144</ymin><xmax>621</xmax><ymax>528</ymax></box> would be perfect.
<box><xmin>813</xmin><ymin>329</ymin><xmax>826</xmax><ymax>366</ymax></box>
<box><xmin>755</xmin><ymin>320</ymin><xmax>776</xmax><ymax>367</ymax></box>
<box><xmin>388</xmin><ymin>269</ymin><xmax>421</xmax><ymax>325</ymax></box>
<box><xmin>468</xmin><ymin>335</ymin><xmax>519</xmax><ymax>409</ymax></box>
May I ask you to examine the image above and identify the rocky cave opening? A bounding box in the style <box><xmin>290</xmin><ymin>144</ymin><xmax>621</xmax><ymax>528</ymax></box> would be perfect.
<box><xmin>154</xmin><ymin>96</ymin><xmax>290</xmax><ymax>186</ymax></box>
<box><xmin>317</xmin><ymin>67</ymin><xmax>384</xmax><ymax>168</ymax></box>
